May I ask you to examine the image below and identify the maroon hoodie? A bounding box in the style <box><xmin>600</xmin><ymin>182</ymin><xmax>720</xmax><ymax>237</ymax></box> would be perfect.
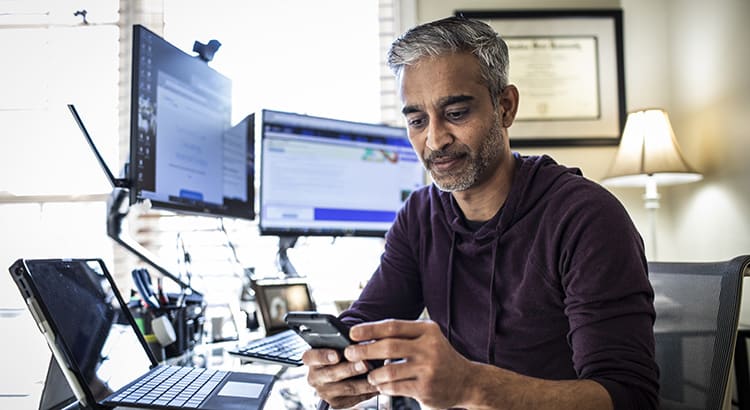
<box><xmin>340</xmin><ymin>154</ymin><xmax>659</xmax><ymax>409</ymax></box>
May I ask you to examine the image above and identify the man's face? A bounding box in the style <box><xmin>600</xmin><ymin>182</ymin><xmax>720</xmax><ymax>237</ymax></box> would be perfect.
<box><xmin>398</xmin><ymin>52</ymin><xmax>506</xmax><ymax>192</ymax></box>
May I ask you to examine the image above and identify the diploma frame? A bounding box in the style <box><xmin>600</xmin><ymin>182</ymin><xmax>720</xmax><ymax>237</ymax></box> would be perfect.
<box><xmin>455</xmin><ymin>9</ymin><xmax>626</xmax><ymax>147</ymax></box>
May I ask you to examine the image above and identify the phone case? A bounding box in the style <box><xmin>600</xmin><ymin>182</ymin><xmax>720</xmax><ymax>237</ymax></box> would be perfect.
<box><xmin>284</xmin><ymin>311</ymin><xmax>353</xmax><ymax>350</ymax></box>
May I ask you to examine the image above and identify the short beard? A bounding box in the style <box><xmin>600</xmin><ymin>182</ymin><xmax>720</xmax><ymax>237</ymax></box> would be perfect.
<box><xmin>425</xmin><ymin>113</ymin><xmax>504</xmax><ymax>192</ymax></box>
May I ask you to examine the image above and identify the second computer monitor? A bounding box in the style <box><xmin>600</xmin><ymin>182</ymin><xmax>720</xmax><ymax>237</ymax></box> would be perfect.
<box><xmin>258</xmin><ymin>109</ymin><xmax>425</xmax><ymax>237</ymax></box>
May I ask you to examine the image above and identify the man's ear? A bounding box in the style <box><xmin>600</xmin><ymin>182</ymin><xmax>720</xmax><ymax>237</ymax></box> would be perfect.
<box><xmin>498</xmin><ymin>85</ymin><xmax>519</xmax><ymax>128</ymax></box>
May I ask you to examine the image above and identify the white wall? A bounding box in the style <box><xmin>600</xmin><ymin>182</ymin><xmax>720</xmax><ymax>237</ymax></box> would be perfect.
<box><xmin>663</xmin><ymin>0</ymin><xmax>750</xmax><ymax>261</ymax></box>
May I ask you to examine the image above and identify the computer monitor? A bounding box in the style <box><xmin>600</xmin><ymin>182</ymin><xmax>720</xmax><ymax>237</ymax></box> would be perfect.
<box><xmin>258</xmin><ymin>109</ymin><xmax>425</xmax><ymax>238</ymax></box>
<box><xmin>129</xmin><ymin>24</ymin><xmax>255</xmax><ymax>220</ymax></box>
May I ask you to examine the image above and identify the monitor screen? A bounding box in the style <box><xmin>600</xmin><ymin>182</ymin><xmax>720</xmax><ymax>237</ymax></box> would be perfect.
<box><xmin>129</xmin><ymin>25</ymin><xmax>255</xmax><ymax>220</ymax></box>
<box><xmin>258</xmin><ymin>109</ymin><xmax>425</xmax><ymax>237</ymax></box>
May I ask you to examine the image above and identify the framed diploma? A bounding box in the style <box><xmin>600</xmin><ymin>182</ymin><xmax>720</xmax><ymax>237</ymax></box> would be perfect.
<box><xmin>455</xmin><ymin>9</ymin><xmax>626</xmax><ymax>147</ymax></box>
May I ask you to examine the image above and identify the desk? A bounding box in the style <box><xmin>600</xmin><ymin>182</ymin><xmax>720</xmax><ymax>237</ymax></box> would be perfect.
<box><xmin>191</xmin><ymin>336</ymin><xmax>390</xmax><ymax>409</ymax></box>
<box><xmin>186</xmin><ymin>340</ymin><xmax>319</xmax><ymax>409</ymax></box>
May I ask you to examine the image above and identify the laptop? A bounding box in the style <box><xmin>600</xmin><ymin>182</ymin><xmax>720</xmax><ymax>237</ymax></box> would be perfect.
<box><xmin>227</xmin><ymin>279</ymin><xmax>314</xmax><ymax>366</ymax></box>
<box><xmin>252</xmin><ymin>278</ymin><xmax>315</xmax><ymax>336</ymax></box>
<box><xmin>9</xmin><ymin>258</ymin><xmax>275</xmax><ymax>410</ymax></box>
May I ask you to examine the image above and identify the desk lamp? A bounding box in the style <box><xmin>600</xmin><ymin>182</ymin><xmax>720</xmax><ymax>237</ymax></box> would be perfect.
<box><xmin>601</xmin><ymin>108</ymin><xmax>702</xmax><ymax>260</ymax></box>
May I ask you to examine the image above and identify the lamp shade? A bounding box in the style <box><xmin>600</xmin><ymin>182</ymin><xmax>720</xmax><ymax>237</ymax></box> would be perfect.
<box><xmin>601</xmin><ymin>108</ymin><xmax>703</xmax><ymax>187</ymax></box>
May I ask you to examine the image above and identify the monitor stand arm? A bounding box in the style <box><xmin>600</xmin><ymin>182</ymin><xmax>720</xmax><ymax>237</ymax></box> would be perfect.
<box><xmin>107</xmin><ymin>188</ymin><xmax>198</xmax><ymax>294</ymax></box>
<box><xmin>276</xmin><ymin>235</ymin><xmax>300</xmax><ymax>278</ymax></box>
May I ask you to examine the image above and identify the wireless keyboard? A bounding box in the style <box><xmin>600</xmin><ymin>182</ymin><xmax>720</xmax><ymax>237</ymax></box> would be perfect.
<box><xmin>229</xmin><ymin>329</ymin><xmax>309</xmax><ymax>366</ymax></box>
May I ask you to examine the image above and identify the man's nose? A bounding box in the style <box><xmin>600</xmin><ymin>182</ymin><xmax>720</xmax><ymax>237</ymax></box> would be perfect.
<box><xmin>425</xmin><ymin>119</ymin><xmax>453</xmax><ymax>151</ymax></box>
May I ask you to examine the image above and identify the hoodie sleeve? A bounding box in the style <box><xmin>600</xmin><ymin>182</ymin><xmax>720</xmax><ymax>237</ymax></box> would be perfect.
<box><xmin>555</xmin><ymin>182</ymin><xmax>659</xmax><ymax>410</ymax></box>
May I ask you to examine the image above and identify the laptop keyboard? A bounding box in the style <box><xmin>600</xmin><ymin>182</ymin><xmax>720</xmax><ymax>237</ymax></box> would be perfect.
<box><xmin>229</xmin><ymin>329</ymin><xmax>309</xmax><ymax>366</ymax></box>
<box><xmin>108</xmin><ymin>365</ymin><xmax>228</xmax><ymax>408</ymax></box>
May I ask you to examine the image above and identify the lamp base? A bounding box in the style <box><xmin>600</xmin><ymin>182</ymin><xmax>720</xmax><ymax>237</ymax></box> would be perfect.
<box><xmin>643</xmin><ymin>176</ymin><xmax>659</xmax><ymax>260</ymax></box>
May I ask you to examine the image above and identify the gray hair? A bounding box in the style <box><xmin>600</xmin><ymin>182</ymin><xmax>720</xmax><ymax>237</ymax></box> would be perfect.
<box><xmin>387</xmin><ymin>16</ymin><xmax>510</xmax><ymax>106</ymax></box>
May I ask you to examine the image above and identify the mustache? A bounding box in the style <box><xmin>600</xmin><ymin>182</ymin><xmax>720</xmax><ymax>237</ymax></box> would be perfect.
<box><xmin>424</xmin><ymin>146</ymin><xmax>469</xmax><ymax>165</ymax></box>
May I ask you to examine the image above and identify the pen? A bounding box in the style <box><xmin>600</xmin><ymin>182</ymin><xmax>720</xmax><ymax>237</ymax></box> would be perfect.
<box><xmin>157</xmin><ymin>276</ymin><xmax>168</xmax><ymax>306</ymax></box>
<box><xmin>132</xmin><ymin>268</ymin><xmax>161</xmax><ymax>310</ymax></box>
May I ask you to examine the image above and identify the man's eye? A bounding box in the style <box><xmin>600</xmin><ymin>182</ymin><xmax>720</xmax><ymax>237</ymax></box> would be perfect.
<box><xmin>407</xmin><ymin>117</ymin><xmax>426</xmax><ymax>128</ymax></box>
<box><xmin>446</xmin><ymin>110</ymin><xmax>467</xmax><ymax>121</ymax></box>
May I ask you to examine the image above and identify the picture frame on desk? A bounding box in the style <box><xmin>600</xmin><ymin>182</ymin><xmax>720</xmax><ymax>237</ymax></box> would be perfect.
<box><xmin>455</xmin><ymin>9</ymin><xmax>626</xmax><ymax>147</ymax></box>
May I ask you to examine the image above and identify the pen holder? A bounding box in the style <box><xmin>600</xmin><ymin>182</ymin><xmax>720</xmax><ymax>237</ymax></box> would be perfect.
<box><xmin>162</xmin><ymin>292</ymin><xmax>206</xmax><ymax>359</ymax></box>
<box><xmin>129</xmin><ymin>303</ymin><xmax>167</xmax><ymax>362</ymax></box>
<box><xmin>129</xmin><ymin>292</ymin><xmax>206</xmax><ymax>360</ymax></box>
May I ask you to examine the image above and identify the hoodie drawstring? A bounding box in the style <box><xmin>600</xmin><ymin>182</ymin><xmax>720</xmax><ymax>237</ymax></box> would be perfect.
<box><xmin>445</xmin><ymin>231</ymin><xmax>457</xmax><ymax>343</ymax></box>
<box><xmin>486</xmin><ymin>237</ymin><xmax>499</xmax><ymax>364</ymax></box>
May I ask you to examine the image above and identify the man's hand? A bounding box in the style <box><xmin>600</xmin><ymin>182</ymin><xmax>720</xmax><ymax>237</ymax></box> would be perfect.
<box><xmin>308</xmin><ymin>319</ymin><xmax>613</xmax><ymax>410</ymax></box>
<box><xmin>344</xmin><ymin>319</ymin><xmax>473</xmax><ymax>409</ymax></box>
<box><xmin>301</xmin><ymin>348</ymin><xmax>379</xmax><ymax>409</ymax></box>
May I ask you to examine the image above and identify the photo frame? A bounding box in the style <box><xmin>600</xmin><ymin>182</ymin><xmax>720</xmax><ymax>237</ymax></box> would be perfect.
<box><xmin>455</xmin><ymin>9</ymin><xmax>626</xmax><ymax>147</ymax></box>
<box><xmin>252</xmin><ymin>278</ymin><xmax>315</xmax><ymax>335</ymax></box>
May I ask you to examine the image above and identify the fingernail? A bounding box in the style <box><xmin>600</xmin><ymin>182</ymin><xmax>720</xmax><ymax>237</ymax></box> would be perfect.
<box><xmin>355</xmin><ymin>361</ymin><xmax>367</xmax><ymax>372</ymax></box>
<box><xmin>327</xmin><ymin>352</ymin><xmax>338</xmax><ymax>363</ymax></box>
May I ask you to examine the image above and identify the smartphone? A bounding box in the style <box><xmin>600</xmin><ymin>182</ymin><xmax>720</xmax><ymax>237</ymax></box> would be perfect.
<box><xmin>284</xmin><ymin>311</ymin><xmax>354</xmax><ymax>350</ymax></box>
<box><xmin>285</xmin><ymin>311</ymin><xmax>385</xmax><ymax>374</ymax></box>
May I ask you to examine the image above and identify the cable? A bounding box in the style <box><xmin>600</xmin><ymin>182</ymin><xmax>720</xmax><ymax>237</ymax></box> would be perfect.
<box><xmin>219</xmin><ymin>217</ymin><xmax>243</xmax><ymax>266</ymax></box>
<box><xmin>175</xmin><ymin>232</ymin><xmax>193</xmax><ymax>287</ymax></box>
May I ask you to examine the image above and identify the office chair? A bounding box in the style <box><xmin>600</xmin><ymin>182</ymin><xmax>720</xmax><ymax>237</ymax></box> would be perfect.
<box><xmin>650</xmin><ymin>255</ymin><xmax>750</xmax><ymax>410</ymax></box>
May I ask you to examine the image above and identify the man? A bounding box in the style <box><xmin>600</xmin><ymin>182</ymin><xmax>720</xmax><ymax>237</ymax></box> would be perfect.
<box><xmin>302</xmin><ymin>16</ymin><xmax>658</xmax><ymax>409</ymax></box>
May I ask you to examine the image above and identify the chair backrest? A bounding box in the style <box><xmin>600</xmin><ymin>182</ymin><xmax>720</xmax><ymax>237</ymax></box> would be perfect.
<box><xmin>650</xmin><ymin>255</ymin><xmax>750</xmax><ymax>410</ymax></box>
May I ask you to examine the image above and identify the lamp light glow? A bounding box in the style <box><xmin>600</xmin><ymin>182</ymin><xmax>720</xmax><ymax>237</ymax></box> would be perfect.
<box><xmin>601</xmin><ymin>108</ymin><xmax>703</xmax><ymax>260</ymax></box>
<box><xmin>602</xmin><ymin>109</ymin><xmax>702</xmax><ymax>186</ymax></box>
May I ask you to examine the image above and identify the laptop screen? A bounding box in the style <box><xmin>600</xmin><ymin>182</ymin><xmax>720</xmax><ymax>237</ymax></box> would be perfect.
<box><xmin>25</xmin><ymin>259</ymin><xmax>153</xmax><ymax>402</ymax></box>
<box><xmin>253</xmin><ymin>280</ymin><xmax>314</xmax><ymax>335</ymax></box>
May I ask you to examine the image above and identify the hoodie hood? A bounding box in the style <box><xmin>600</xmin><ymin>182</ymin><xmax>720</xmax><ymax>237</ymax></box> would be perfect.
<box><xmin>440</xmin><ymin>153</ymin><xmax>583</xmax><ymax>241</ymax></box>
